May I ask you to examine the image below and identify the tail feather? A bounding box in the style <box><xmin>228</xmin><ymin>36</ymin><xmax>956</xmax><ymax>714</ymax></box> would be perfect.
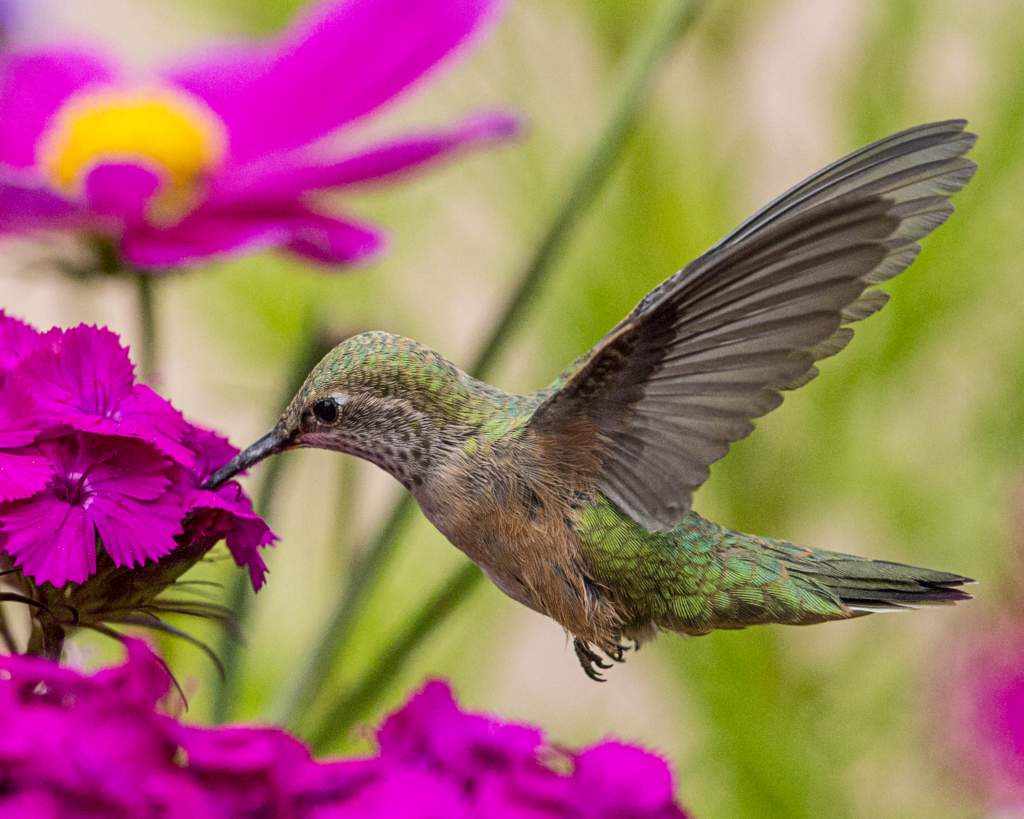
<box><xmin>783</xmin><ymin>552</ymin><xmax>974</xmax><ymax>613</ymax></box>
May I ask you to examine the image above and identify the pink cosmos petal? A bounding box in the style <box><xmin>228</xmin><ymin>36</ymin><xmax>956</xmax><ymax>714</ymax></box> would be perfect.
<box><xmin>0</xmin><ymin>48</ymin><xmax>118</xmax><ymax>168</ymax></box>
<box><xmin>89</xmin><ymin>490</ymin><xmax>182</xmax><ymax>569</ymax></box>
<box><xmin>0</xmin><ymin>495</ymin><xmax>95</xmax><ymax>586</ymax></box>
<box><xmin>0</xmin><ymin>172</ymin><xmax>79</xmax><ymax>231</ymax></box>
<box><xmin>284</xmin><ymin>209</ymin><xmax>385</xmax><ymax>265</ymax></box>
<box><xmin>210</xmin><ymin>111</ymin><xmax>520</xmax><ymax>203</ymax></box>
<box><xmin>168</xmin><ymin>0</ymin><xmax>501</xmax><ymax>163</ymax></box>
<box><xmin>0</xmin><ymin>451</ymin><xmax>52</xmax><ymax>502</ymax></box>
<box><xmin>84</xmin><ymin>161</ymin><xmax>162</xmax><ymax>220</ymax></box>
<box><xmin>120</xmin><ymin>207</ymin><xmax>293</xmax><ymax>268</ymax></box>
<box><xmin>120</xmin><ymin>203</ymin><xmax>385</xmax><ymax>269</ymax></box>
<box><xmin>0</xmin><ymin>310</ymin><xmax>42</xmax><ymax>370</ymax></box>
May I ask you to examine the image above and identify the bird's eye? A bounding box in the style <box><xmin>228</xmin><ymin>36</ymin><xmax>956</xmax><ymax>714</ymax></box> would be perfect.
<box><xmin>312</xmin><ymin>398</ymin><xmax>339</xmax><ymax>424</ymax></box>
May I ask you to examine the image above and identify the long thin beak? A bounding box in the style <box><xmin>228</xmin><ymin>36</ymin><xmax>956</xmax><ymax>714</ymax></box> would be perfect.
<box><xmin>201</xmin><ymin>427</ymin><xmax>292</xmax><ymax>490</ymax></box>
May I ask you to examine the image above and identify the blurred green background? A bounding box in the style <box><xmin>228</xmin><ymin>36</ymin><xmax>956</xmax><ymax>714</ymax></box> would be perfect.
<box><xmin>4</xmin><ymin>0</ymin><xmax>1024</xmax><ymax>816</ymax></box>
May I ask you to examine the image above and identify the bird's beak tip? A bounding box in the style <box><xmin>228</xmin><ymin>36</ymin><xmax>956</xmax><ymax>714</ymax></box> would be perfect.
<box><xmin>201</xmin><ymin>426</ymin><xmax>292</xmax><ymax>491</ymax></box>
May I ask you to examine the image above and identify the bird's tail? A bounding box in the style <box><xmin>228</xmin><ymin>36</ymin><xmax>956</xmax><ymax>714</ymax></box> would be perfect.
<box><xmin>634</xmin><ymin>516</ymin><xmax>975</xmax><ymax>635</ymax></box>
<box><xmin>775</xmin><ymin>545</ymin><xmax>973</xmax><ymax>617</ymax></box>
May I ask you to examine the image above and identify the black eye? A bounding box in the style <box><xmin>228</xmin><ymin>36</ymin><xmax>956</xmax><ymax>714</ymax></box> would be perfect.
<box><xmin>312</xmin><ymin>398</ymin><xmax>339</xmax><ymax>424</ymax></box>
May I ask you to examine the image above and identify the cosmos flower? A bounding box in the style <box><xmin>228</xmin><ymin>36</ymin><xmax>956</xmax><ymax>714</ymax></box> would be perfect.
<box><xmin>0</xmin><ymin>0</ymin><xmax>516</xmax><ymax>270</ymax></box>
<box><xmin>0</xmin><ymin>640</ymin><xmax>692</xmax><ymax>819</ymax></box>
<box><xmin>0</xmin><ymin>313</ymin><xmax>273</xmax><ymax>590</ymax></box>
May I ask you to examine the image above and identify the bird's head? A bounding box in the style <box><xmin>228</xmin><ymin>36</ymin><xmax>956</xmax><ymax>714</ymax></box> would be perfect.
<box><xmin>202</xmin><ymin>331</ymin><xmax>480</xmax><ymax>491</ymax></box>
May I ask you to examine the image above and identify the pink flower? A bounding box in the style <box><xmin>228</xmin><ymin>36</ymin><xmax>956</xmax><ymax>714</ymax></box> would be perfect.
<box><xmin>0</xmin><ymin>642</ymin><xmax>693</xmax><ymax>819</ymax></box>
<box><xmin>0</xmin><ymin>314</ymin><xmax>274</xmax><ymax>589</ymax></box>
<box><xmin>0</xmin><ymin>432</ymin><xmax>182</xmax><ymax>586</ymax></box>
<box><xmin>0</xmin><ymin>371</ymin><xmax>52</xmax><ymax>502</ymax></box>
<box><xmin>0</xmin><ymin>0</ymin><xmax>516</xmax><ymax>270</ymax></box>
<box><xmin>934</xmin><ymin>626</ymin><xmax>1024</xmax><ymax>811</ymax></box>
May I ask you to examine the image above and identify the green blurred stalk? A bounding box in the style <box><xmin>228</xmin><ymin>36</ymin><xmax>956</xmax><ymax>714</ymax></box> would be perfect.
<box><xmin>132</xmin><ymin>270</ymin><xmax>157</xmax><ymax>384</ymax></box>
<box><xmin>211</xmin><ymin>305</ymin><xmax>327</xmax><ymax>723</ymax></box>
<box><xmin>309</xmin><ymin>563</ymin><xmax>482</xmax><ymax>752</ymax></box>
<box><xmin>285</xmin><ymin>0</ymin><xmax>706</xmax><ymax>739</ymax></box>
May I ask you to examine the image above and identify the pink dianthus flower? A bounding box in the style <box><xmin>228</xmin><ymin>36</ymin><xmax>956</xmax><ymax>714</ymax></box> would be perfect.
<box><xmin>0</xmin><ymin>641</ymin><xmax>693</xmax><ymax>819</ymax></box>
<box><xmin>0</xmin><ymin>312</ymin><xmax>273</xmax><ymax>590</ymax></box>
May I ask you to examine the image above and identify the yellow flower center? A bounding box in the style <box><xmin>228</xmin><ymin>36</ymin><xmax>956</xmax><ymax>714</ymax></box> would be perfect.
<box><xmin>39</xmin><ymin>87</ymin><xmax>226</xmax><ymax>223</ymax></box>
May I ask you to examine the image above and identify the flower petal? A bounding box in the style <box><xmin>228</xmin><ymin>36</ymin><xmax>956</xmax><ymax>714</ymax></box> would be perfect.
<box><xmin>17</xmin><ymin>324</ymin><xmax>136</xmax><ymax>416</ymax></box>
<box><xmin>167</xmin><ymin>0</ymin><xmax>502</xmax><ymax>163</ymax></box>
<box><xmin>0</xmin><ymin>371</ymin><xmax>42</xmax><ymax>447</ymax></box>
<box><xmin>71</xmin><ymin>433</ymin><xmax>170</xmax><ymax>502</ymax></box>
<box><xmin>0</xmin><ymin>311</ymin><xmax>42</xmax><ymax>370</ymax></box>
<box><xmin>187</xmin><ymin>484</ymin><xmax>274</xmax><ymax>591</ymax></box>
<box><xmin>120</xmin><ymin>204</ymin><xmax>384</xmax><ymax>268</ymax></box>
<box><xmin>0</xmin><ymin>495</ymin><xmax>96</xmax><ymax>586</ymax></box>
<box><xmin>84</xmin><ymin>161</ymin><xmax>162</xmax><ymax>220</ymax></box>
<box><xmin>284</xmin><ymin>210</ymin><xmax>385</xmax><ymax>265</ymax></box>
<box><xmin>15</xmin><ymin>326</ymin><xmax>194</xmax><ymax>464</ymax></box>
<box><xmin>89</xmin><ymin>491</ymin><xmax>182</xmax><ymax>569</ymax></box>
<box><xmin>0</xmin><ymin>172</ymin><xmax>79</xmax><ymax>232</ymax></box>
<box><xmin>211</xmin><ymin>111</ymin><xmax>520</xmax><ymax>203</ymax></box>
<box><xmin>0</xmin><ymin>451</ymin><xmax>52</xmax><ymax>503</ymax></box>
<box><xmin>0</xmin><ymin>48</ymin><xmax>118</xmax><ymax>168</ymax></box>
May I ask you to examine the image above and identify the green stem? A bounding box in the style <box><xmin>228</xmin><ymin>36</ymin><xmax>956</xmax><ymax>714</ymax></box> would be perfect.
<box><xmin>210</xmin><ymin>306</ymin><xmax>329</xmax><ymax>723</ymax></box>
<box><xmin>0</xmin><ymin>605</ymin><xmax>16</xmax><ymax>653</ymax></box>
<box><xmin>133</xmin><ymin>270</ymin><xmax>158</xmax><ymax>384</ymax></box>
<box><xmin>285</xmin><ymin>0</ymin><xmax>706</xmax><ymax>737</ymax></box>
<box><xmin>26</xmin><ymin>615</ymin><xmax>64</xmax><ymax>661</ymax></box>
<box><xmin>309</xmin><ymin>563</ymin><xmax>483</xmax><ymax>752</ymax></box>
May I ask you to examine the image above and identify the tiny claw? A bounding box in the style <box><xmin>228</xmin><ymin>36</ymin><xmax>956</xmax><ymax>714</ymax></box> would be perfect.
<box><xmin>573</xmin><ymin>638</ymin><xmax>609</xmax><ymax>681</ymax></box>
<box><xmin>605</xmin><ymin>644</ymin><xmax>627</xmax><ymax>663</ymax></box>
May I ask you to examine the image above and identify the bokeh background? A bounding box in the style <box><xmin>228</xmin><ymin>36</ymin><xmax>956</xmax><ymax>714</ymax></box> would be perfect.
<box><xmin>3</xmin><ymin>0</ymin><xmax>1024</xmax><ymax>817</ymax></box>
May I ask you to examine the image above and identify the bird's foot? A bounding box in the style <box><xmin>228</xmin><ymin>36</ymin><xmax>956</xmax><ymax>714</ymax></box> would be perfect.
<box><xmin>574</xmin><ymin>638</ymin><xmax>613</xmax><ymax>682</ymax></box>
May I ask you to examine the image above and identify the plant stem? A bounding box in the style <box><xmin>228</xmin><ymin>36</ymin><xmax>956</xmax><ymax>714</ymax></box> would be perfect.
<box><xmin>210</xmin><ymin>306</ymin><xmax>328</xmax><ymax>723</ymax></box>
<box><xmin>132</xmin><ymin>270</ymin><xmax>158</xmax><ymax>384</ymax></box>
<box><xmin>285</xmin><ymin>0</ymin><xmax>706</xmax><ymax>737</ymax></box>
<box><xmin>0</xmin><ymin>605</ymin><xmax>16</xmax><ymax>653</ymax></box>
<box><xmin>309</xmin><ymin>563</ymin><xmax>482</xmax><ymax>753</ymax></box>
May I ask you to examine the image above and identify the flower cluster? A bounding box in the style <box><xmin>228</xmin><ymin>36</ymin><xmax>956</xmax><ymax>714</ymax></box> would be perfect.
<box><xmin>0</xmin><ymin>311</ymin><xmax>273</xmax><ymax>590</ymax></box>
<box><xmin>0</xmin><ymin>639</ymin><xmax>690</xmax><ymax>818</ymax></box>
<box><xmin>0</xmin><ymin>0</ymin><xmax>515</xmax><ymax>270</ymax></box>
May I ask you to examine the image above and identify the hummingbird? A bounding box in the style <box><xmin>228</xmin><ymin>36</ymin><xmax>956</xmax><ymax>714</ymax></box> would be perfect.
<box><xmin>207</xmin><ymin>120</ymin><xmax>976</xmax><ymax>680</ymax></box>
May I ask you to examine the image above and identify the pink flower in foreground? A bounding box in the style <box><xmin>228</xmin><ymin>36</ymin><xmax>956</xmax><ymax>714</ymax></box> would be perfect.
<box><xmin>0</xmin><ymin>312</ymin><xmax>273</xmax><ymax>589</ymax></box>
<box><xmin>935</xmin><ymin>625</ymin><xmax>1024</xmax><ymax>812</ymax></box>
<box><xmin>0</xmin><ymin>0</ymin><xmax>516</xmax><ymax>270</ymax></box>
<box><xmin>0</xmin><ymin>641</ymin><xmax>692</xmax><ymax>819</ymax></box>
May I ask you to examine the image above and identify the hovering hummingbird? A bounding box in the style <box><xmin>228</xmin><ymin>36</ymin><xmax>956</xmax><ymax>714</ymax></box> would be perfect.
<box><xmin>207</xmin><ymin>120</ymin><xmax>976</xmax><ymax>679</ymax></box>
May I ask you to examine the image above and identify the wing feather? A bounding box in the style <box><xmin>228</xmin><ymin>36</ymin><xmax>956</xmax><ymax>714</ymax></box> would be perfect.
<box><xmin>530</xmin><ymin>120</ymin><xmax>976</xmax><ymax>531</ymax></box>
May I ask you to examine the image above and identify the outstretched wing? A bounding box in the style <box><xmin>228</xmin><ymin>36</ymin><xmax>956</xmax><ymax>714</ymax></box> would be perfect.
<box><xmin>529</xmin><ymin>120</ymin><xmax>976</xmax><ymax>532</ymax></box>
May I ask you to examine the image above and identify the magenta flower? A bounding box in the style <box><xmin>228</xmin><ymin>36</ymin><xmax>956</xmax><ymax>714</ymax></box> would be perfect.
<box><xmin>0</xmin><ymin>432</ymin><xmax>182</xmax><ymax>587</ymax></box>
<box><xmin>0</xmin><ymin>0</ymin><xmax>516</xmax><ymax>270</ymax></box>
<box><xmin>0</xmin><ymin>314</ymin><xmax>274</xmax><ymax>590</ymax></box>
<box><xmin>0</xmin><ymin>641</ymin><xmax>692</xmax><ymax>819</ymax></box>
<box><xmin>0</xmin><ymin>372</ymin><xmax>52</xmax><ymax>502</ymax></box>
<box><xmin>935</xmin><ymin>625</ymin><xmax>1024</xmax><ymax>811</ymax></box>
